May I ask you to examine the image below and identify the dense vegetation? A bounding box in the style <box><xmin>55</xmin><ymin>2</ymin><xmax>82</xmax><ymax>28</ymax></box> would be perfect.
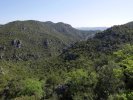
<box><xmin>0</xmin><ymin>20</ymin><xmax>96</xmax><ymax>60</ymax></box>
<box><xmin>0</xmin><ymin>21</ymin><xmax>133</xmax><ymax>100</ymax></box>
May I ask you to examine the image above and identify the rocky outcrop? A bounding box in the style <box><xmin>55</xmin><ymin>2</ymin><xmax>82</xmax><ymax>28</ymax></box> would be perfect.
<box><xmin>43</xmin><ymin>39</ymin><xmax>52</xmax><ymax>48</ymax></box>
<box><xmin>11</xmin><ymin>39</ymin><xmax>22</xmax><ymax>48</ymax></box>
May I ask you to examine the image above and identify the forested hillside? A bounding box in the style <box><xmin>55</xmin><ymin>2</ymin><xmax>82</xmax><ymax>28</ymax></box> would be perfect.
<box><xmin>0</xmin><ymin>20</ymin><xmax>96</xmax><ymax>61</ymax></box>
<box><xmin>0</xmin><ymin>21</ymin><xmax>133</xmax><ymax>100</ymax></box>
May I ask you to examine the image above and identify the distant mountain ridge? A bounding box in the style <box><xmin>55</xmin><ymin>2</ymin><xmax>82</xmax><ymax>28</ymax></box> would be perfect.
<box><xmin>77</xmin><ymin>27</ymin><xmax>108</xmax><ymax>31</ymax></box>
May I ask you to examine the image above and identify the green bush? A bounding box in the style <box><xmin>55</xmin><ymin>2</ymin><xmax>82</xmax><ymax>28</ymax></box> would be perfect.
<box><xmin>21</xmin><ymin>78</ymin><xmax>43</xmax><ymax>98</ymax></box>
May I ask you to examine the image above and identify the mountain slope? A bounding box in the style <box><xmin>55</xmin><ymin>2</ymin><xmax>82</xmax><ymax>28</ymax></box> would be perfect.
<box><xmin>57</xmin><ymin>22</ymin><xmax>133</xmax><ymax>100</ymax></box>
<box><xmin>0</xmin><ymin>21</ymin><xmax>133</xmax><ymax>100</ymax></box>
<box><xmin>62</xmin><ymin>22</ymin><xmax>133</xmax><ymax>60</ymax></box>
<box><xmin>0</xmin><ymin>20</ymin><xmax>97</xmax><ymax>60</ymax></box>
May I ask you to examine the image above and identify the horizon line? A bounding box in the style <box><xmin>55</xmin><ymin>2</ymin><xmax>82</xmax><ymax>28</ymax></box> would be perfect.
<box><xmin>0</xmin><ymin>19</ymin><xmax>131</xmax><ymax>28</ymax></box>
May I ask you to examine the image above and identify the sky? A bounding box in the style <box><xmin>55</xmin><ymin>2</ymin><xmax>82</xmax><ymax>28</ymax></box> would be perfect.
<box><xmin>0</xmin><ymin>0</ymin><xmax>133</xmax><ymax>27</ymax></box>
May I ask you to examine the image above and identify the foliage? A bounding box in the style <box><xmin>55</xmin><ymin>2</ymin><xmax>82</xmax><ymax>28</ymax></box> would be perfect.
<box><xmin>0</xmin><ymin>21</ymin><xmax>133</xmax><ymax>99</ymax></box>
<box><xmin>21</xmin><ymin>78</ymin><xmax>43</xmax><ymax>98</ymax></box>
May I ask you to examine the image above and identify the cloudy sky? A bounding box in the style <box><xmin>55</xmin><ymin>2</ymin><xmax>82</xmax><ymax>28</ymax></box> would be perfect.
<box><xmin>0</xmin><ymin>0</ymin><xmax>133</xmax><ymax>27</ymax></box>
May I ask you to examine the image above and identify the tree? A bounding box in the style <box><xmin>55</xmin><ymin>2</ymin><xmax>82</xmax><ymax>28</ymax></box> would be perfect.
<box><xmin>64</xmin><ymin>69</ymin><xmax>98</xmax><ymax>100</ymax></box>
<box><xmin>21</xmin><ymin>78</ymin><xmax>43</xmax><ymax>99</ymax></box>
<box><xmin>95</xmin><ymin>62</ymin><xmax>125</xmax><ymax>100</ymax></box>
<box><xmin>113</xmin><ymin>44</ymin><xmax>133</xmax><ymax>89</ymax></box>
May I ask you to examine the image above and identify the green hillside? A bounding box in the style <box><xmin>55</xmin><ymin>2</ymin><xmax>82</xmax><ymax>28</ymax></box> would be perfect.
<box><xmin>0</xmin><ymin>21</ymin><xmax>133</xmax><ymax>100</ymax></box>
<box><xmin>58</xmin><ymin>22</ymin><xmax>133</xmax><ymax>100</ymax></box>
<box><xmin>0</xmin><ymin>20</ymin><xmax>96</xmax><ymax>61</ymax></box>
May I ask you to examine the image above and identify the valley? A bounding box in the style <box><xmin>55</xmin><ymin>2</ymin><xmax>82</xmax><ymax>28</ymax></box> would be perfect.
<box><xmin>0</xmin><ymin>20</ymin><xmax>133</xmax><ymax>100</ymax></box>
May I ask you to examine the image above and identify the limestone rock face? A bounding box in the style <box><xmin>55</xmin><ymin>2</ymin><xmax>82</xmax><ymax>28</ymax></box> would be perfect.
<box><xmin>43</xmin><ymin>39</ymin><xmax>50</xmax><ymax>48</ymax></box>
<box><xmin>11</xmin><ymin>39</ymin><xmax>22</xmax><ymax>48</ymax></box>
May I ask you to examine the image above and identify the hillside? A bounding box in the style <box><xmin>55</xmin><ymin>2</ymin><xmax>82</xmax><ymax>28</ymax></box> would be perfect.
<box><xmin>56</xmin><ymin>22</ymin><xmax>133</xmax><ymax>100</ymax></box>
<box><xmin>63</xmin><ymin>22</ymin><xmax>133</xmax><ymax>60</ymax></box>
<box><xmin>0</xmin><ymin>21</ymin><xmax>133</xmax><ymax>100</ymax></box>
<box><xmin>0</xmin><ymin>20</ymin><xmax>97</xmax><ymax>61</ymax></box>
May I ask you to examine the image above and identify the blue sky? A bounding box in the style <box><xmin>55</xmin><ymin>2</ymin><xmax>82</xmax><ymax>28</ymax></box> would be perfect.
<box><xmin>0</xmin><ymin>0</ymin><xmax>133</xmax><ymax>27</ymax></box>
